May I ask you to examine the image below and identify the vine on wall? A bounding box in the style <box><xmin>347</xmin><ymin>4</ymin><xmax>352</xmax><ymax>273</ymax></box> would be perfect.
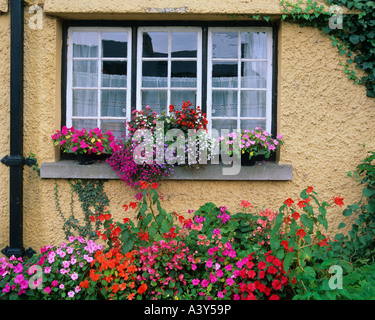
<box><xmin>54</xmin><ymin>179</ymin><xmax>110</xmax><ymax>240</ymax></box>
<box><xmin>279</xmin><ymin>0</ymin><xmax>375</xmax><ymax>98</ymax></box>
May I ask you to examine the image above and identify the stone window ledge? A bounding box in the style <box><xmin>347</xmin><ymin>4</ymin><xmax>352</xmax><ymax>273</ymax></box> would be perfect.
<box><xmin>40</xmin><ymin>160</ymin><xmax>293</xmax><ymax>181</ymax></box>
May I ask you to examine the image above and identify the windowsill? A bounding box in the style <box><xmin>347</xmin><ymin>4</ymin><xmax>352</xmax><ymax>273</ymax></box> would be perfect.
<box><xmin>39</xmin><ymin>160</ymin><xmax>293</xmax><ymax>181</ymax></box>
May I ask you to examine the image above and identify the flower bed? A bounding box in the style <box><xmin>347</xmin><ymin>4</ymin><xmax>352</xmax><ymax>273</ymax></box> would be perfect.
<box><xmin>0</xmin><ymin>184</ymin><xmax>352</xmax><ymax>300</ymax></box>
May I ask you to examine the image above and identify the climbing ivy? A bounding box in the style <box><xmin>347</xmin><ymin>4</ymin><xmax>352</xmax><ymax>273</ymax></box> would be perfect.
<box><xmin>54</xmin><ymin>179</ymin><xmax>110</xmax><ymax>240</ymax></box>
<box><xmin>279</xmin><ymin>0</ymin><xmax>375</xmax><ymax>98</ymax></box>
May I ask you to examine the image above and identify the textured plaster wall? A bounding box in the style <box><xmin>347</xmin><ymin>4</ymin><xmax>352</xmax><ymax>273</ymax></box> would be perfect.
<box><xmin>1</xmin><ymin>1</ymin><xmax>375</xmax><ymax>255</ymax></box>
<box><xmin>0</xmin><ymin>12</ymin><xmax>10</xmax><ymax>255</ymax></box>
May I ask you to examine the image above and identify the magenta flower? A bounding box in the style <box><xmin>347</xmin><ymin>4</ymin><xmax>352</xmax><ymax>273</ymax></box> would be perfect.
<box><xmin>192</xmin><ymin>279</ymin><xmax>200</xmax><ymax>285</ymax></box>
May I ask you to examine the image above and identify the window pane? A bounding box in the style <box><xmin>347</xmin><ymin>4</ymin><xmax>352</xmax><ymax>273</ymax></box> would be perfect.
<box><xmin>72</xmin><ymin>89</ymin><xmax>98</xmax><ymax>116</ymax></box>
<box><xmin>240</xmin><ymin>91</ymin><xmax>267</xmax><ymax>117</ymax></box>
<box><xmin>142</xmin><ymin>90</ymin><xmax>167</xmax><ymax>114</ymax></box>
<box><xmin>171</xmin><ymin>61</ymin><xmax>197</xmax><ymax>88</ymax></box>
<box><xmin>102</xmin><ymin>32</ymin><xmax>128</xmax><ymax>58</ymax></box>
<box><xmin>212</xmin><ymin>61</ymin><xmax>238</xmax><ymax>88</ymax></box>
<box><xmin>212</xmin><ymin>32</ymin><xmax>238</xmax><ymax>59</ymax></box>
<box><xmin>142</xmin><ymin>32</ymin><xmax>168</xmax><ymax>58</ymax></box>
<box><xmin>241</xmin><ymin>32</ymin><xmax>267</xmax><ymax>59</ymax></box>
<box><xmin>142</xmin><ymin>61</ymin><xmax>168</xmax><ymax>87</ymax></box>
<box><xmin>241</xmin><ymin>62</ymin><xmax>267</xmax><ymax>88</ymax></box>
<box><xmin>211</xmin><ymin>90</ymin><xmax>238</xmax><ymax>117</ymax></box>
<box><xmin>240</xmin><ymin>119</ymin><xmax>267</xmax><ymax>131</ymax></box>
<box><xmin>171</xmin><ymin>32</ymin><xmax>197</xmax><ymax>57</ymax></box>
<box><xmin>73</xmin><ymin>60</ymin><xmax>98</xmax><ymax>87</ymax></box>
<box><xmin>102</xmin><ymin>61</ymin><xmax>127</xmax><ymax>88</ymax></box>
<box><xmin>72</xmin><ymin>32</ymin><xmax>98</xmax><ymax>58</ymax></box>
<box><xmin>212</xmin><ymin>119</ymin><xmax>238</xmax><ymax>136</ymax></box>
<box><xmin>72</xmin><ymin>119</ymin><xmax>98</xmax><ymax>131</ymax></box>
<box><xmin>101</xmin><ymin>90</ymin><xmax>127</xmax><ymax>117</ymax></box>
<box><xmin>101</xmin><ymin>120</ymin><xmax>127</xmax><ymax>139</ymax></box>
<box><xmin>170</xmin><ymin>91</ymin><xmax>197</xmax><ymax>110</ymax></box>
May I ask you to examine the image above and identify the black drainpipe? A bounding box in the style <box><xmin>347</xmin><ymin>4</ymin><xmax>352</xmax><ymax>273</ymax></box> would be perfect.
<box><xmin>1</xmin><ymin>0</ymin><xmax>35</xmax><ymax>258</ymax></box>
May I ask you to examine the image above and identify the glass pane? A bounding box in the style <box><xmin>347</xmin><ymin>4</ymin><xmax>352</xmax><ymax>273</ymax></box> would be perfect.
<box><xmin>212</xmin><ymin>32</ymin><xmax>238</xmax><ymax>59</ymax></box>
<box><xmin>102</xmin><ymin>61</ymin><xmax>127</xmax><ymax>88</ymax></box>
<box><xmin>102</xmin><ymin>32</ymin><xmax>128</xmax><ymax>58</ymax></box>
<box><xmin>241</xmin><ymin>62</ymin><xmax>267</xmax><ymax>88</ymax></box>
<box><xmin>72</xmin><ymin>89</ymin><xmax>98</xmax><ymax>117</ymax></box>
<box><xmin>170</xmin><ymin>91</ymin><xmax>196</xmax><ymax>110</ymax></box>
<box><xmin>72</xmin><ymin>32</ymin><xmax>99</xmax><ymax>58</ymax></box>
<box><xmin>73</xmin><ymin>60</ymin><xmax>98</xmax><ymax>87</ymax></box>
<box><xmin>101</xmin><ymin>120</ymin><xmax>127</xmax><ymax>139</ymax></box>
<box><xmin>141</xmin><ymin>90</ymin><xmax>167</xmax><ymax>114</ymax></box>
<box><xmin>212</xmin><ymin>119</ymin><xmax>238</xmax><ymax>137</ymax></box>
<box><xmin>172</xmin><ymin>32</ymin><xmax>197</xmax><ymax>57</ymax></box>
<box><xmin>142</xmin><ymin>32</ymin><xmax>168</xmax><ymax>58</ymax></box>
<box><xmin>171</xmin><ymin>61</ymin><xmax>197</xmax><ymax>88</ymax></box>
<box><xmin>101</xmin><ymin>90</ymin><xmax>127</xmax><ymax>117</ymax></box>
<box><xmin>142</xmin><ymin>61</ymin><xmax>168</xmax><ymax>87</ymax></box>
<box><xmin>212</xmin><ymin>90</ymin><xmax>238</xmax><ymax>117</ymax></box>
<box><xmin>240</xmin><ymin>91</ymin><xmax>267</xmax><ymax>117</ymax></box>
<box><xmin>72</xmin><ymin>119</ymin><xmax>98</xmax><ymax>131</ymax></box>
<box><xmin>240</xmin><ymin>119</ymin><xmax>267</xmax><ymax>131</ymax></box>
<box><xmin>212</xmin><ymin>61</ymin><xmax>238</xmax><ymax>88</ymax></box>
<box><xmin>241</xmin><ymin>32</ymin><xmax>267</xmax><ymax>59</ymax></box>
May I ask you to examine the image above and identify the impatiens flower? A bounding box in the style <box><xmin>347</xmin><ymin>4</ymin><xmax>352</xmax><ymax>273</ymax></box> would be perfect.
<box><xmin>270</xmin><ymin>294</ymin><xmax>280</xmax><ymax>300</ymax></box>
<box><xmin>138</xmin><ymin>283</ymin><xmax>147</xmax><ymax>295</ymax></box>
<box><xmin>217</xmin><ymin>291</ymin><xmax>224</xmax><ymax>298</ymax></box>
<box><xmin>192</xmin><ymin>279</ymin><xmax>200</xmax><ymax>285</ymax></box>
<box><xmin>291</xmin><ymin>211</ymin><xmax>301</xmax><ymax>220</ymax></box>
<box><xmin>44</xmin><ymin>287</ymin><xmax>51</xmax><ymax>295</ymax></box>
<box><xmin>71</xmin><ymin>272</ymin><xmax>78</xmax><ymax>281</ymax></box>
<box><xmin>226</xmin><ymin>278</ymin><xmax>235</xmax><ymax>286</ymax></box>
<box><xmin>306</xmin><ymin>186</ymin><xmax>314</xmax><ymax>193</ymax></box>
<box><xmin>68</xmin><ymin>291</ymin><xmax>75</xmax><ymax>298</ymax></box>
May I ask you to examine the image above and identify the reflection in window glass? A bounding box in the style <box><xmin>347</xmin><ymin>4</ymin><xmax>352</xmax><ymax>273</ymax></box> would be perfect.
<box><xmin>171</xmin><ymin>61</ymin><xmax>197</xmax><ymax>88</ymax></box>
<box><xmin>241</xmin><ymin>32</ymin><xmax>267</xmax><ymax>59</ymax></box>
<box><xmin>102</xmin><ymin>61</ymin><xmax>127</xmax><ymax>88</ymax></box>
<box><xmin>212</xmin><ymin>32</ymin><xmax>238</xmax><ymax>59</ymax></box>
<box><xmin>72</xmin><ymin>32</ymin><xmax>99</xmax><ymax>58</ymax></box>
<box><xmin>142</xmin><ymin>32</ymin><xmax>168</xmax><ymax>58</ymax></box>
<box><xmin>73</xmin><ymin>60</ymin><xmax>98</xmax><ymax>87</ymax></box>
<box><xmin>171</xmin><ymin>32</ymin><xmax>197</xmax><ymax>57</ymax></box>
<box><xmin>102</xmin><ymin>32</ymin><xmax>128</xmax><ymax>58</ymax></box>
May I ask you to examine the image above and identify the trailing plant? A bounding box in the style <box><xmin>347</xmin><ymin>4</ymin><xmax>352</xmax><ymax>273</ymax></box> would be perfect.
<box><xmin>333</xmin><ymin>149</ymin><xmax>375</xmax><ymax>263</ymax></box>
<box><xmin>279</xmin><ymin>0</ymin><xmax>375</xmax><ymax>98</ymax></box>
<box><xmin>54</xmin><ymin>179</ymin><xmax>110</xmax><ymax>240</ymax></box>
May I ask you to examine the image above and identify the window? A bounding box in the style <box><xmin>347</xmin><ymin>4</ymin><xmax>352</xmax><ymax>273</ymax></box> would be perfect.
<box><xmin>66</xmin><ymin>24</ymin><xmax>275</xmax><ymax>138</ymax></box>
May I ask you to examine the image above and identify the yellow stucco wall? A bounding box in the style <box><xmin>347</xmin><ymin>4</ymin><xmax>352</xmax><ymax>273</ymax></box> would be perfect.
<box><xmin>1</xmin><ymin>0</ymin><xmax>375</xmax><ymax>256</ymax></box>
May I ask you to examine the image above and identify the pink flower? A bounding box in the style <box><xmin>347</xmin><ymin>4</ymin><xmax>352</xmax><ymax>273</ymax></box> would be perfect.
<box><xmin>59</xmin><ymin>140</ymin><xmax>67</xmax><ymax>146</ymax></box>
<box><xmin>201</xmin><ymin>279</ymin><xmax>210</xmax><ymax>288</ymax></box>
<box><xmin>192</xmin><ymin>279</ymin><xmax>200</xmax><ymax>285</ymax></box>
<box><xmin>52</xmin><ymin>280</ymin><xmax>59</xmax><ymax>287</ymax></box>
<box><xmin>217</xmin><ymin>291</ymin><xmax>224</xmax><ymax>298</ymax></box>
<box><xmin>226</xmin><ymin>278</ymin><xmax>235</xmax><ymax>286</ymax></box>
<box><xmin>72</xmin><ymin>146</ymin><xmax>78</xmax><ymax>152</ymax></box>
<box><xmin>44</xmin><ymin>287</ymin><xmax>51</xmax><ymax>295</ymax></box>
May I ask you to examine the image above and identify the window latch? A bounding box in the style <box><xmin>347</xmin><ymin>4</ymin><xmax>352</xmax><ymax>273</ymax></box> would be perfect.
<box><xmin>1</xmin><ymin>155</ymin><xmax>37</xmax><ymax>167</ymax></box>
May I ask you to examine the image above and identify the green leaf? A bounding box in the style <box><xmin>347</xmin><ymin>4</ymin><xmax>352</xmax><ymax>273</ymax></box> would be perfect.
<box><xmin>318</xmin><ymin>215</ymin><xmax>328</xmax><ymax>230</ymax></box>
<box><xmin>304</xmin><ymin>266</ymin><xmax>316</xmax><ymax>279</ymax></box>
<box><xmin>122</xmin><ymin>239</ymin><xmax>135</xmax><ymax>253</ymax></box>
<box><xmin>283</xmin><ymin>252</ymin><xmax>294</xmax><ymax>272</ymax></box>
<box><xmin>363</xmin><ymin>187</ymin><xmax>375</xmax><ymax>198</ymax></box>
<box><xmin>301</xmin><ymin>214</ymin><xmax>314</xmax><ymax>232</ymax></box>
<box><xmin>349</xmin><ymin>34</ymin><xmax>360</xmax><ymax>45</ymax></box>
<box><xmin>338</xmin><ymin>222</ymin><xmax>346</xmax><ymax>229</ymax></box>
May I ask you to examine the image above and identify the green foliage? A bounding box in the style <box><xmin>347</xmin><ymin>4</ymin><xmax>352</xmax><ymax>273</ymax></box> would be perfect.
<box><xmin>334</xmin><ymin>149</ymin><xmax>375</xmax><ymax>263</ymax></box>
<box><xmin>280</xmin><ymin>0</ymin><xmax>375</xmax><ymax>97</ymax></box>
<box><xmin>54</xmin><ymin>179</ymin><xmax>110</xmax><ymax>240</ymax></box>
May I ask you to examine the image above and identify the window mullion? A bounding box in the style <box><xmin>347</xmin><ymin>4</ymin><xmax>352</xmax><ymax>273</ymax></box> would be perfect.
<box><xmin>237</xmin><ymin>31</ymin><xmax>241</xmax><ymax>131</ymax></box>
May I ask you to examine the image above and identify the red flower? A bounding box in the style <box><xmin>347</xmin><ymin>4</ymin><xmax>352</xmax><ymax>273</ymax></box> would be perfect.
<box><xmin>258</xmin><ymin>261</ymin><xmax>267</xmax><ymax>270</ymax></box>
<box><xmin>318</xmin><ymin>238</ymin><xmax>329</xmax><ymax>247</ymax></box>
<box><xmin>272</xmin><ymin>279</ymin><xmax>282</xmax><ymax>290</ymax></box>
<box><xmin>270</xmin><ymin>294</ymin><xmax>280</xmax><ymax>300</ymax></box>
<box><xmin>281</xmin><ymin>240</ymin><xmax>289</xmax><ymax>250</ymax></box>
<box><xmin>306</xmin><ymin>186</ymin><xmax>314</xmax><ymax>193</ymax></box>
<box><xmin>284</xmin><ymin>198</ymin><xmax>294</xmax><ymax>207</ymax></box>
<box><xmin>138</xmin><ymin>283</ymin><xmax>148</xmax><ymax>295</ymax></box>
<box><xmin>129</xmin><ymin>202</ymin><xmax>137</xmax><ymax>209</ymax></box>
<box><xmin>267</xmin><ymin>266</ymin><xmax>277</xmax><ymax>274</ymax></box>
<box><xmin>151</xmin><ymin>182</ymin><xmax>158</xmax><ymax>189</ymax></box>
<box><xmin>138</xmin><ymin>230</ymin><xmax>149</xmax><ymax>241</ymax></box>
<box><xmin>123</xmin><ymin>218</ymin><xmax>130</xmax><ymax>224</ymax></box>
<box><xmin>333</xmin><ymin>196</ymin><xmax>344</xmax><ymax>207</ymax></box>
<box><xmin>296</xmin><ymin>229</ymin><xmax>306</xmax><ymax>239</ymax></box>
<box><xmin>123</xmin><ymin>204</ymin><xmax>128</xmax><ymax>211</ymax></box>
<box><xmin>297</xmin><ymin>200</ymin><xmax>307</xmax><ymax>209</ymax></box>
<box><xmin>291</xmin><ymin>211</ymin><xmax>301</xmax><ymax>220</ymax></box>
<box><xmin>139</xmin><ymin>181</ymin><xmax>149</xmax><ymax>189</ymax></box>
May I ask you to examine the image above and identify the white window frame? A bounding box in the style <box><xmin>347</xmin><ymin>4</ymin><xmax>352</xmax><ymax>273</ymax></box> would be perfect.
<box><xmin>207</xmin><ymin>27</ymin><xmax>273</xmax><ymax>133</ymax></box>
<box><xmin>66</xmin><ymin>27</ymin><xmax>132</xmax><ymax>129</ymax></box>
<box><xmin>136</xmin><ymin>26</ymin><xmax>202</xmax><ymax>115</ymax></box>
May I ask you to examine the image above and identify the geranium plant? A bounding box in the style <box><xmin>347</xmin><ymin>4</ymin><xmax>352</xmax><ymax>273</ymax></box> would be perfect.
<box><xmin>51</xmin><ymin>126</ymin><xmax>119</xmax><ymax>155</ymax></box>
